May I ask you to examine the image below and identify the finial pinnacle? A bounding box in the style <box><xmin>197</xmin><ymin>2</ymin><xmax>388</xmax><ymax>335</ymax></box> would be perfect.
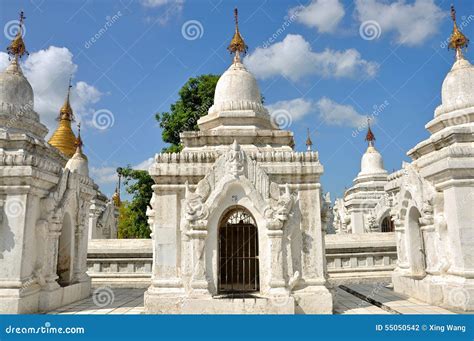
<box><xmin>234</xmin><ymin>8</ymin><xmax>239</xmax><ymax>28</ymax></box>
<box><xmin>448</xmin><ymin>4</ymin><xmax>469</xmax><ymax>59</ymax></box>
<box><xmin>365</xmin><ymin>118</ymin><xmax>375</xmax><ymax>146</ymax></box>
<box><xmin>306</xmin><ymin>128</ymin><xmax>313</xmax><ymax>151</ymax></box>
<box><xmin>6</xmin><ymin>10</ymin><xmax>28</xmax><ymax>61</ymax></box>
<box><xmin>75</xmin><ymin>122</ymin><xmax>83</xmax><ymax>148</ymax></box>
<box><xmin>59</xmin><ymin>77</ymin><xmax>74</xmax><ymax>121</ymax></box>
<box><xmin>227</xmin><ymin>7</ymin><xmax>248</xmax><ymax>62</ymax></box>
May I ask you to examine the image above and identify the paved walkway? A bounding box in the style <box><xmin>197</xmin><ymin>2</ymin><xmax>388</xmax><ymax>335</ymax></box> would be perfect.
<box><xmin>47</xmin><ymin>288</ymin><xmax>145</xmax><ymax>315</ymax></box>
<box><xmin>338</xmin><ymin>283</ymin><xmax>456</xmax><ymax>315</ymax></box>
<box><xmin>47</xmin><ymin>284</ymin><xmax>457</xmax><ymax>315</ymax></box>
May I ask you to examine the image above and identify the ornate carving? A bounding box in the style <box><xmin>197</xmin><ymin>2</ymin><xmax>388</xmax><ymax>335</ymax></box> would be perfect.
<box><xmin>333</xmin><ymin>198</ymin><xmax>350</xmax><ymax>234</ymax></box>
<box><xmin>419</xmin><ymin>199</ymin><xmax>434</xmax><ymax>226</ymax></box>
<box><xmin>225</xmin><ymin>140</ymin><xmax>245</xmax><ymax>177</ymax></box>
<box><xmin>184</xmin><ymin>181</ymin><xmax>209</xmax><ymax>224</ymax></box>
<box><xmin>265</xmin><ymin>184</ymin><xmax>294</xmax><ymax>229</ymax></box>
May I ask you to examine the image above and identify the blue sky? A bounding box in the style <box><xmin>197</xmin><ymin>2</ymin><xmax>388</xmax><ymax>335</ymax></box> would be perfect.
<box><xmin>0</xmin><ymin>0</ymin><xmax>472</xmax><ymax>200</ymax></box>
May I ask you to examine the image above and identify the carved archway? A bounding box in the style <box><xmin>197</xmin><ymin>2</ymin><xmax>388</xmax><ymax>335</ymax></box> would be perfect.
<box><xmin>381</xmin><ymin>216</ymin><xmax>395</xmax><ymax>232</ymax></box>
<box><xmin>218</xmin><ymin>206</ymin><xmax>259</xmax><ymax>295</ymax></box>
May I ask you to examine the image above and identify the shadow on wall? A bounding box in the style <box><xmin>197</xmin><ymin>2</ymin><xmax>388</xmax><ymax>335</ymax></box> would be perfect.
<box><xmin>0</xmin><ymin>208</ymin><xmax>16</xmax><ymax>259</ymax></box>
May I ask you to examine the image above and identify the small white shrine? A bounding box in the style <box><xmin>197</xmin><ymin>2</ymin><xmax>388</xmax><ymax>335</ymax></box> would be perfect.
<box><xmin>144</xmin><ymin>9</ymin><xmax>333</xmax><ymax>314</ymax></box>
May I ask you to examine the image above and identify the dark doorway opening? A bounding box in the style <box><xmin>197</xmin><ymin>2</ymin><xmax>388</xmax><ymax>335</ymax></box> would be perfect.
<box><xmin>218</xmin><ymin>208</ymin><xmax>259</xmax><ymax>295</ymax></box>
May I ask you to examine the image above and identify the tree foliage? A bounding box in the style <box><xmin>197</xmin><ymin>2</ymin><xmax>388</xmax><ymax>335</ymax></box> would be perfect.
<box><xmin>118</xmin><ymin>74</ymin><xmax>221</xmax><ymax>237</ymax></box>
<box><xmin>117</xmin><ymin>166</ymin><xmax>154</xmax><ymax>239</ymax></box>
<box><xmin>155</xmin><ymin>74</ymin><xmax>220</xmax><ymax>152</ymax></box>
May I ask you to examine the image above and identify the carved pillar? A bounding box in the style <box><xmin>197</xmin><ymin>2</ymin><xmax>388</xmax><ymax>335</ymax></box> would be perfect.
<box><xmin>149</xmin><ymin>185</ymin><xmax>184</xmax><ymax>293</ymax></box>
<box><xmin>72</xmin><ymin>223</ymin><xmax>87</xmax><ymax>283</ymax></box>
<box><xmin>187</xmin><ymin>221</ymin><xmax>209</xmax><ymax>296</ymax></box>
<box><xmin>267</xmin><ymin>220</ymin><xmax>286</xmax><ymax>294</ymax></box>
<box><xmin>42</xmin><ymin>215</ymin><xmax>62</xmax><ymax>290</ymax></box>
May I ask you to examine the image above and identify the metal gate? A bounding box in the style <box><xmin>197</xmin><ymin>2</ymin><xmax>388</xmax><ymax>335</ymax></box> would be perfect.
<box><xmin>218</xmin><ymin>208</ymin><xmax>259</xmax><ymax>294</ymax></box>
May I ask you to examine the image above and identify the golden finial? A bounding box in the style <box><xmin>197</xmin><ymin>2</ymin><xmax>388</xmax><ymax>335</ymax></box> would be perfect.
<box><xmin>448</xmin><ymin>5</ymin><xmax>469</xmax><ymax>60</ymax></box>
<box><xmin>59</xmin><ymin>76</ymin><xmax>74</xmax><ymax>121</ymax></box>
<box><xmin>6</xmin><ymin>11</ymin><xmax>28</xmax><ymax>61</ymax></box>
<box><xmin>227</xmin><ymin>8</ymin><xmax>248</xmax><ymax>62</ymax></box>
<box><xmin>365</xmin><ymin>118</ymin><xmax>375</xmax><ymax>147</ymax></box>
<box><xmin>112</xmin><ymin>186</ymin><xmax>121</xmax><ymax>207</ymax></box>
<box><xmin>306</xmin><ymin>128</ymin><xmax>313</xmax><ymax>151</ymax></box>
<box><xmin>113</xmin><ymin>167</ymin><xmax>122</xmax><ymax>207</ymax></box>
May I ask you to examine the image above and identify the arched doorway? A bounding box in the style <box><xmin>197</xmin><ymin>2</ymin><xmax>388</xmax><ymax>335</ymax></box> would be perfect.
<box><xmin>218</xmin><ymin>207</ymin><xmax>259</xmax><ymax>294</ymax></box>
<box><xmin>407</xmin><ymin>207</ymin><xmax>425</xmax><ymax>276</ymax></box>
<box><xmin>381</xmin><ymin>216</ymin><xmax>395</xmax><ymax>232</ymax></box>
<box><xmin>57</xmin><ymin>213</ymin><xmax>73</xmax><ymax>286</ymax></box>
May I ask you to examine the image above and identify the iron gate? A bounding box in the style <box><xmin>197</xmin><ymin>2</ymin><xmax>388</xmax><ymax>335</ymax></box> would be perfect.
<box><xmin>218</xmin><ymin>209</ymin><xmax>259</xmax><ymax>294</ymax></box>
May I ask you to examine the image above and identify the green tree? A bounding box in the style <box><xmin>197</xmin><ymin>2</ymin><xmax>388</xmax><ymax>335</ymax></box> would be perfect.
<box><xmin>156</xmin><ymin>74</ymin><xmax>220</xmax><ymax>152</ymax></box>
<box><xmin>117</xmin><ymin>167</ymin><xmax>154</xmax><ymax>239</ymax></box>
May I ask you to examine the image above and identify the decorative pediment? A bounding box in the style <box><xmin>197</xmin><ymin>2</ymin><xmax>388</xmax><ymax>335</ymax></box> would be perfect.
<box><xmin>183</xmin><ymin>141</ymin><xmax>295</xmax><ymax>229</ymax></box>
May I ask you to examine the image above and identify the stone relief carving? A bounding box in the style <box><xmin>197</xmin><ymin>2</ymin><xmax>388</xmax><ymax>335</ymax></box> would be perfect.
<box><xmin>264</xmin><ymin>184</ymin><xmax>295</xmax><ymax>229</ymax></box>
<box><xmin>225</xmin><ymin>140</ymin><xmax>245</xmax><ymax>177</ymax></box>
<box><xmin>320</xmin><ymin>192</ymin><xmax>334</xmax><ymax>233</ymax></box>
<box><xmin>184</xmin><ymin>181</ymin><xmax>209</xmax><ymax>224</ymax></box>
<box><xmin>333</xmin><ymin>198</ymin><xmax>350</xmax><ymax>234</ymax></box>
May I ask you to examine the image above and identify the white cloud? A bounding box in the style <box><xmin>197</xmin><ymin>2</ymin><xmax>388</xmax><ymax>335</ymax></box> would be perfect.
<box><xmin>90</xmin><ymin>166</ymin><xmax>118</xmax><ymax>185</ymax></box>
<box><xmin>267</xmin><ymin>97</ymin><xmax>368</xmax><ymax>128</ymax></box>
<box><xmin>140</xmin><ymin>0</ymin><xmax>183</xmax><ymax>8</ymax></box>
<box><xmin>316</xmin><ymin>97</ymin><xmax>367</xmax><ymax>128</ymax></box>
<box><xmin>289</xmin><ymin>0</ymin><xmax>345</xmax><ymax>33</ymax></box>
<box><xmin>267</xmin><ymin>98</ymin><xmax>314</xmax><ymax>121</ymax></box>
<box><xmin>0</xmin><ymin>46</ymin><xmax>102</xmax><ymax>133</ymax></box>
<box><xmin>134</xmin><ymin>157</ymin><xmax>154</xmax><ymax>171</ymax></box>
<box><xmin>244</xmin><ymin>34</ymin><xmax>378</xmax><ymax>81</ymax></box>
<box><xmin>355</xmin><ymin>0</ymin><xmax>444</xmax><ymax>46</ymax></box>
<box><xmin>0</xmin><ymin>54</ymin><xmax>8</xmax><ymax>70</ymax></box>
<box><xmin>141</xmin><ymin>0</ymin><xmax>184</xmax><ymax>25</ymax></box>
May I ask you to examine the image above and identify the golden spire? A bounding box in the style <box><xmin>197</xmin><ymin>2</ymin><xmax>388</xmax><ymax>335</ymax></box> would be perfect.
<box><xmin>448</xmin><ymin>4</ymin><xmax>469</xmax><ymax>60</ymax></box>
<box><xmin>6</xmin><ymin>11</ymin><xmax>28</xmax><ymax>61</ymax></box>
<box><xmin>112</xmin><ymin>186</ymin><xmax>121</xmax><ymax>207</ymax></box>
<box><xmin>365</xmin><ymin>118</ymin><xmax>375</xmax><ymax>147</ymax></box>
<box><xmin>227</xmin><ymin>8</ymin><xmax>248</xmax><ymax>63</ymax></box>
<box><xmin>59</xmin><ymin>76</ymin><xmax>74</xmax><ymax>121</ymax></box>
<box><xmin>306</xmin><ymin>128</ymin><xmax>313</xmax><ymax>151</ymax></box>
<box><xmin>48</xmin><ymin>78</ymin><xmax>77</xmax><ymax>158</ymax></box>
<box><xmin>113</xmin><ymin>167</ymin><xmax>122</xmax><ymax>207</ymax></box>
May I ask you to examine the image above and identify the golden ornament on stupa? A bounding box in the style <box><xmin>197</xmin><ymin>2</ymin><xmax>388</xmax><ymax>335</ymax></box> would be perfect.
<box><xmin>448</xmin><ymin>5</ymin><xmax>469</xmax><ymax>56</ymax></box>
<box><xmin>227</xmin><ymin>8</ymin><xmax>248</xmax><ymax>62</ymax></box>
<box><xmin>48</xmin><ymin>78</ymin><xmax>77</xmax><ymax>158</ymax></box>
<box><xmin>112</xmin><ymin>186</ymin><xmax>121</xmax><ymax>207</ymax></box>
<box><xmin>6</xmin><ymin>11</ymin><xmax>28</xmax><ymax>61</ymax></box>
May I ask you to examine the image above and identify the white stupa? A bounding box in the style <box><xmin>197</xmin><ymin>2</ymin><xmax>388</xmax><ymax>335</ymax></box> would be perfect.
<box><xmin>335</xmin><ymin>121</ymin><xmax>389</xmax><ymax>233</ymax></box>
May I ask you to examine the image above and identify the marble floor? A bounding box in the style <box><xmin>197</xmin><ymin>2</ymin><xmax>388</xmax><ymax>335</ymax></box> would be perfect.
<box><xmin>46</xmin><ymin>284</ymin><xmax>457</xmax><ymax>315</ymax></box>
